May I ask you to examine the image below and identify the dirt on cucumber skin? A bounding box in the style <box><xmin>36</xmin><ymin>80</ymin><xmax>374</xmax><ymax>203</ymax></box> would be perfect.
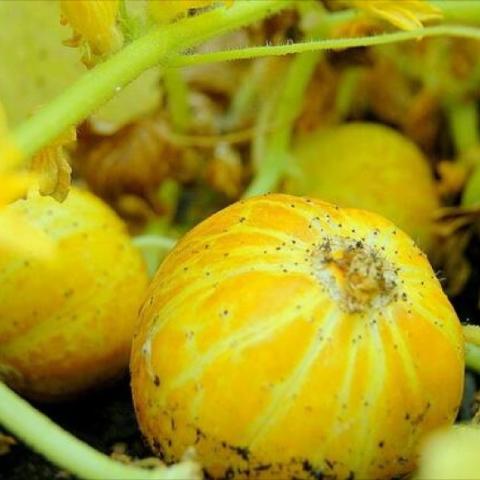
<box><xmin>0</xmin><ymin>376</ymin><xmax>149</xmax><ymax>480</ymax></box>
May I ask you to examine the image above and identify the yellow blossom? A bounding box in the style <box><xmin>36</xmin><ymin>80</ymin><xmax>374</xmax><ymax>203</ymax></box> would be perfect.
<box><xmin>60</xmin><ymin>0</ymin><xmax>123</xmax><ymax>58</ymax></box>
<box><xmin>347</xmin><ymin>0</ymin><xmax>442</xmax><ymax>31</ymax></box>
<box><xmin>149</xmin><ymin>0</ymin><xmax>231</xmax><ymax>25</ymax></box>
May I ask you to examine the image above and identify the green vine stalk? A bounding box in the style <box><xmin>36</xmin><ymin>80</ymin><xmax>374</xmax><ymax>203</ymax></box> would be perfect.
<box><xmin>0</xmin><ymin>382</ymin><xmax>200</xmax><ymax>480</ymax></box>
<box><xmin>244</xmin><ymin>51</ymin><xmax>320</xmax><ymax>197</ymax></box>
<box><xmin>10</xmin><ymin>0</ymin><xmax>293</xmax><ymax>161</ymax></box>
<box><xmin>6</xmin><ymin>3</ymin><xmax>480</xmax><ymax>167</ymax></box>
<box><xmin>172</xmin><ymin>25</ymin><xmax>480</xmax><ymax>68</ymax></box>
<box><xmin>244</xmin><ymin>2</ymin><xmax>333</xmax><ymax>197</ymax></box>
<box><xmin>164</xmin><ymin>68</ymin><xmax>191</xmax><ymax>132</ymax></box>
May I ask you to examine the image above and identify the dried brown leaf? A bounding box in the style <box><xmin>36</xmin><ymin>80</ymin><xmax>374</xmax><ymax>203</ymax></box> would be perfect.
<box><xmin>205</xmin><ymin>143</ymin><xmax>244</xmax><ymax>199</ymax></box>
<box><xmin>74</xmin><ymin>118</ymin><xmax>203</xmax><ymax>210</ymax></box>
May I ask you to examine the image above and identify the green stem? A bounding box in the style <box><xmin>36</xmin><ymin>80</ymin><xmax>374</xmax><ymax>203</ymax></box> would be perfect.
<box><xmin>243</xmin><ymin>5</ymin><xmax>341</xmax><ymax>198</ymax></box>
<box><xmin>465</xmin><ymin>342</ymin><xmax>480</xmax><ymax>374</ymax></box>
<box><xmin>133</xmin><ymin>234</ymin><xmax>177</xmax><ymax>250</ymax></box>
<box><xmin>11</xmin><ymin>0</ymin><xmax>293</xmax><ymax>161</ymax></box>
<box><xmin>334</xmin><ymin>67</ymin><xmax>363</xmax><ymax>120</ymax></box>
<box><xmin>0</xmin><ymin>382</ymin><xmax>200</xmax><ymax>480</ymax></box>
<box><xmin>164</xmin><ymin>68</ymin><xmax>191</xmax><ymax>132</ymax></box>
<box><xmin>447</xmin><ymin>101</ymin><xmax>480</xmax><ymax>156</ymax></box>
<box><xmin>172</xmin><ymin>24</ymin><xmax>480</xmax><ymax>67</ymax></box>
<box><xmin>134</xmin><ymin>234</ymin><xmax>177</xmax><ymax>277</ymax></box>
<box><xmin>244</xmin><ymin>51</ymin><xmax>320</xmax><ymax>197</ymax></box>
<box><xmin>222</xmin><ymin>0</ymin><xmax>330</xmax><ymax>133</ymax></box>
<box><xmin>223</xmin><ymin>59</ymin><xmax>272</xmax><ymax>131</ymax></box>
<box><xmin>11</xmin><ymin>2</ymin><xmax>480</xmax><ymax>162</ymax></box>
<box><xmin>250</xmin><ymin>73</ymin><xmax>283</xmax><ymax>170</ymax></box>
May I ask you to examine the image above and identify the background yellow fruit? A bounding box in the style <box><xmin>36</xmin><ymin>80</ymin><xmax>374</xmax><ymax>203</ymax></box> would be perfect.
<box><xmin>0</xmin><ymin>188</ymin><xmax>148</xmax><ymax>400</ymax></box>
<box><xmin>131</xmin><ymin>193</ymin><xmax>463</xmax><ymax>479</ymax></box>
<box><xmin>285</xmin><ymin>123</ymin><xmax>439</xmax><ymax>252</ymax></box>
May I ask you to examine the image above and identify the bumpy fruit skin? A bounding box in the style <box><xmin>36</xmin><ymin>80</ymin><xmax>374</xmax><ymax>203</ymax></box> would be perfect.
<box><xmin>131</xmin><ymin>193</ymin><xmax>463</xmax><ymax>479</ymax></box>
<box><xmin>285</xmin><ymin>122</ymin><xmax>439</xmax><ymax>252</ymax></box>
<box><xmin>0</xmin><ymin>188</ymin><xmax>148</xmax><ymax>401</ymax></box>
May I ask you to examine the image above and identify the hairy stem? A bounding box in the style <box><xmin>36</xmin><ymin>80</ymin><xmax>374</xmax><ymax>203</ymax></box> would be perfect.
<box><xmin>172</xmin><ymin>24</ymin><xmax>480</xmax><ymax>67</ymax></box>
<box><xmin>0</xmin><ymin>382</ymin><xmax>200</xmax><ymax>480</ymax></box>
<box><xmin>9</xmin><ymin>0</ymin><xmax>293</xmax><ymax>162</ymax></box>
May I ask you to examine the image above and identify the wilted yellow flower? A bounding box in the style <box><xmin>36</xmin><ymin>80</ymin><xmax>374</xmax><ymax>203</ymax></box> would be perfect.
<box><xmin>347</xmin><ymin>0</ymin><xmax>442</xmax><ymax>31</ymax></box>
<box><xmin>60</xmin><ymin>0</ymin><xmax>123</xmax><ymax>57</ymax></box>
<box><xmin>149</xmin><ymin>0</ymin><xmax>231</xmax><ymax>25</ymax></box>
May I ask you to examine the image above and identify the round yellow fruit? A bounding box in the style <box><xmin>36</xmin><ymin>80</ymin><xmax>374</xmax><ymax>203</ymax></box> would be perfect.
<box><xmin>131</xmin><ymin>193</ymin><xmax>463</xmax><ymax>479</ymax></box>
<box><xmin>0</xmin><ymin>188</ymin><xmax>148</xmax><ymax>400</ymax></box>
<box><xmin>285</xmin><ymin>122</ymin><xmax>439</xmax><ymax>252</ymax></box>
